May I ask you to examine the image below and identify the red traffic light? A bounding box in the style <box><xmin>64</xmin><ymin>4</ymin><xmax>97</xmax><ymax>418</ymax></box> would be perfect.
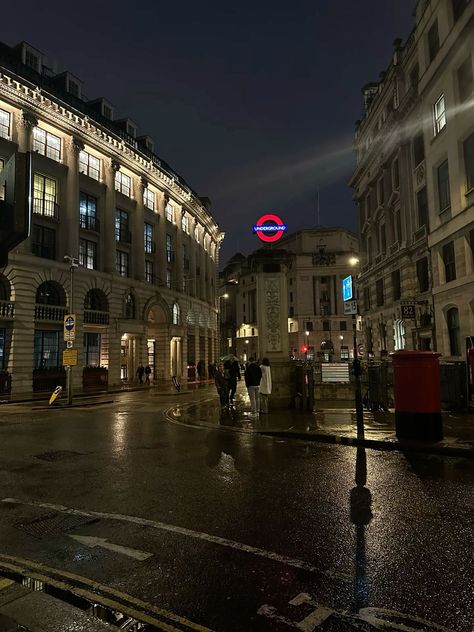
<box><xmin>302</xmin><ymin>345</ymin><xmax>308</xmax><ymax>353</ymax></box>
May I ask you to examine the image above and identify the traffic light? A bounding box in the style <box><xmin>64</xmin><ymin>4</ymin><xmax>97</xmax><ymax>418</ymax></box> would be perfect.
<box><xmin>0</xmin><ymin>152</ymin><xmax>32</xmax><ymax>266</ymax></box>
<box><xmin>302</xmin><ymin>345</ymin><xmax>308</xmax><ymax>353</ymax></box>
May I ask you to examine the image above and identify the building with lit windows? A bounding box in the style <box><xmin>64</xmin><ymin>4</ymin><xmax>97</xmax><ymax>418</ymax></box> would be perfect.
<box><xmin>0</xmin><ymin>41</ymin><xmax>223</xmax><ymax>399</ymax></box>
<box><xmin>349</xmin><ymin>0</ymin><xmax>473</xmax><ymax>360</ymax></box>
<box><xmin>220</xmin><ymin>228</ymin><xmax>359</xmax><ymax>363</ymax></box>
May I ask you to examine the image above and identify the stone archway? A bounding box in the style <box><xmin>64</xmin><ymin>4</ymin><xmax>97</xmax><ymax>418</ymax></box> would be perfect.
<box><xmin>145</xmin><ymin>300</ymin><xmax>173</xmax><ymax>381</ymax></box>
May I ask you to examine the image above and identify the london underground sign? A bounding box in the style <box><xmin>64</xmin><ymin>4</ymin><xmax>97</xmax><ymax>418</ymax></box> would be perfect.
<box><xmin>253</xmin><ymin>214</ymin><xmax>287</xmax><ymax>243</ymax></box>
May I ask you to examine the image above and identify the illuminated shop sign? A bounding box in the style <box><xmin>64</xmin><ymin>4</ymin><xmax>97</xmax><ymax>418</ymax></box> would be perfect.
<box><xmin>253</xmin><ymin>214</ymin><xmax>288</xmax><ymax>243</ymax></box>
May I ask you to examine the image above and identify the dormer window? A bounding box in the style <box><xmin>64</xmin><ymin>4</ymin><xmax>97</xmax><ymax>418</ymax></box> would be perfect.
<box><xmin>103</xmin><ymin>105</ymin><xmax>112</xmax><ymax>120</ymax></box>
<box><xmin>25</xmin><ymin>50</ymin><xmax>40</xmax><ymax>72</ymax></box>
<box><xmin>68</xmin><ymin>80</ymin><xmax>80</xmax><ymax>98</ymax></box>
<box><xmin>126</xmin><ymin>123</ymin><xmax>137</xmax><ymax>138</ymax></box>
<box><xmin>33</xmin><ymin>127</ymin><xmax>61</xmax><ymax>162</ymax></box>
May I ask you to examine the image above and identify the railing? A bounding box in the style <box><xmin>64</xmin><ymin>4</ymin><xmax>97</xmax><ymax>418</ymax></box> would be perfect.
<box><xmin>33</xmin><ymin>198</ymin><xmax>59</xmax><ymax>219</ymax></box>
<box><xmin>144</xmin><ymin>241</ymin><xmax>156</xmax><ymax>254</ymax></box>
<box><xmin>413</xmin><ymin>225</ymin><xmax>427</xmax><ymax>243</ymax></box>
<box><xmin>84</xmin><ymin>309</ymin><xmax>109</xmax><ymax>325</ymax></box>
<box><xmin>0</xmin><ymin>300</ymin><xmax>14</xmax><ymax>318</ymax></box>
<box><xmin>34</xmin><ymin>304</ymin><xmax>67</xmax><ymax>321</ymax></box>
<box><xmin>389</xmin><ymin>241</ymin><xmax>400</xmax><ymax>254</ymax></box>
<box><xmin>80</xmin><ymin>215</ymin><xmax>100</xmax><ymax>232</ymax></box>
<box><xmin>375</xmin><ymin>253</ymin><xmax>384</xmax><ymax>264</ymax></box>
<box><xmin>116</xmin><ymin>228</ymin><xmax>132</xmax><ymax>244</ymax></box>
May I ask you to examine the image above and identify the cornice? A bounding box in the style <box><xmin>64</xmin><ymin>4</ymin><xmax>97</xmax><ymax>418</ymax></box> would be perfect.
<box><xmin>0</xmin><ymin>70</ymin><xmax>220</xmax><ymax>241</ymax></box>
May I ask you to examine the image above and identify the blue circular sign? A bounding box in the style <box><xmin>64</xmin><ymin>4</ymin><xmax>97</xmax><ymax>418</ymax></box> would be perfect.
<box><xmin>65</xmin><ymin>316</ymin><xmax>75</xmax><ymax>331</ymax></box>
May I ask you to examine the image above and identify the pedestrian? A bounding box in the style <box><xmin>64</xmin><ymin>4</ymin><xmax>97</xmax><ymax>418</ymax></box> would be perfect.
<box><xmin>197</xmin><ymin>359</ymin><xmax>205</xmax><ymax>380</ymax></box>
<box><xmin>215</xmin><ymin>362</ymin><xmax>229</xmax><ymax>410</ymax></box>
<box><xmin>136</xmin><ymin>363</ymin><xmax>145</xmax><ymax>384</ymax></box>
<box><xmin>228</xmin><ymin>358</ymin><xmax>241</xmax><ymax>403</ymax></box>
<box><xmin>208</xmin><ymin>362</ymin><xmax>215</xmax><ymax>379</ymax></box>
<box><xmin>244</xmin><ymin>359</ymin><xmax>262</xmax><ymax>418</ymax></box>
<box><xmin>259</xmin><ymin>358</ymin><xmax>272</xmax><ymax>413</ymax></box>
<box><xmin>144</xmin><ymin>364</ymin><xmax>152</xmax><ymax>385</ymax></box>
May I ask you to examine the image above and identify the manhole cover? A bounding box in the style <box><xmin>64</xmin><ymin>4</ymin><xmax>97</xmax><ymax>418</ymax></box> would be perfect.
<box><xmin>16</xmin><ymin>512</ymin><xmax>99</xmax><ymax>538</ymax></box>
<box><xmin>34</xmin><ymin>450</ymin><xmax>83</xmax><ymax>462</ymax></box>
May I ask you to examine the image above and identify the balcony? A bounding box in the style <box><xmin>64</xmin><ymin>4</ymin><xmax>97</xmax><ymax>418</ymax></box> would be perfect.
<box><xmin>413</xmin><ymin>225</ymin><xmax>427</xmax><ymax>243</ymax></box>
<box><xmin>0</xmin><ymin>300</ymin><xmax>14</xmax><ymax>319</ymax></box>
<box><xmin>33</xmin><ymin>198</ymin><xmax>59</xmax><ymax>220</ymax></box>
<box><xmin>80</xmin><ymin>215</ymin><xmax>100</xmax><ymax>232</ymax></box>
<box><xmin>35</xmin><ymin>304</ymin><xmax>67</xmax><ymax>322</ymax></box>
<box><xmin>116</xmin><ymin>228</ymin><xmax>132</xmax><ymax>244</ymax></box>
<box><xmin>375</xmin><ymin>253</ymin><xmax>384</xmax><ymax>264</ymax></box>
<box><xmin>84</xmin><ymin>309</ymin><xmax>109</xmax><ymax>325</ymax></box>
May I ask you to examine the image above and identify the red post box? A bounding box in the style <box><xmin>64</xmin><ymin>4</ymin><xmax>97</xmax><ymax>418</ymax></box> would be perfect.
<box><xmin>391</xmin><ymin>351</ymin><xmax>443</xmax><ymax>442</ymax></box>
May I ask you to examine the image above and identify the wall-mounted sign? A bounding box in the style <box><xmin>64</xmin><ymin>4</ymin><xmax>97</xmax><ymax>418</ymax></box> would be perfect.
<box><xmin>253</xmin><ymin>214</ymin><xmax>287</xmax><ymax>243</ymax></box>
<box><xmin>342</xmin><ymin>275</ymin><xmax>353</xmax><ymax>301</ymax></box>
<box><xmin>401</xmin><ymin>303</ymin><xmax>416</xmax><ymax>319</ymax></box>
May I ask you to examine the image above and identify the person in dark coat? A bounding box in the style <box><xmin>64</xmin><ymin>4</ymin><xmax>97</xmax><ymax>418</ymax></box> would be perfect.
<box><xmin>227</xmin><ymin>359</ymin><xmax>241</xmax><ymax>403</ymax></box>
<box><xmin>136</xmin><ymin>364</ymin><xmax>145</xmax><ymax>384</ymax></box>
<box><xmin>144</xmin><ymin>364</ymin><xmax>152</xmax><ymax>385</ymax></box>
<box><xmin>197</xmin><ymin>360</ymin><xmax>205</xmax><ymax>380</ymax></box>
<box><xmin>244</xmin><ymin>360</ymin><xmax>262</xmax><ymax>417</ymax></box>
<box><xmin>215</xmin><ymin>362</ymin><xmax>229</xmax><ymax>409</ymax></box>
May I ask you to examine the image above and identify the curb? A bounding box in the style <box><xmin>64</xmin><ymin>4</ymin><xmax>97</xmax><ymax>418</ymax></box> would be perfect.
<box><xmin>259</xmin><ymin>430</ymin><xmax>474</xmax><ymax>458</ymax></box>
<box><xmin>32</xmin><ymin>399</ymin><xmax>115</xmax><ymax>410</ymax></box>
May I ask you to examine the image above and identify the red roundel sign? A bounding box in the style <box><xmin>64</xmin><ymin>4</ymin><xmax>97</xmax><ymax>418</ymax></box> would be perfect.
<box><xmin>253</xmin><ymin>214</ymin><xmax>288</xmax><ymax>243</ymax></box>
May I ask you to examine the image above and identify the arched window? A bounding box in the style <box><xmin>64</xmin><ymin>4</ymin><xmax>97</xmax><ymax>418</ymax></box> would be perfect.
<box><xmin>125</xmin><ymin>293</ymin><xmax>135</xmax><ymax>319</ymax></box>
<box><xmin>36</xmin><ymin>281</ymin><xmax>65</xmax><ymax>306</ymax></box>
<box><xmin>84</xmin><ymin>289</ymin><xmax>108</xmax><ymax>312</ymax></box>
<box><xmin>172</xmin><ymin>302</ymin><xmax>180</xmax><ymax>325</ymax></box>
<box><xmin>447</xmin><ymin>307</ymin><xmax>460</xmax><ymax>356</ymax></box>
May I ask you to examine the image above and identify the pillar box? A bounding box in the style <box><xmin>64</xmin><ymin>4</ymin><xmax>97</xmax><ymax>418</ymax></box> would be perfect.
<box><xmin>391</xmin><ymin>351</ymin><xmax>443</xmax><ymax>442</ymax></box>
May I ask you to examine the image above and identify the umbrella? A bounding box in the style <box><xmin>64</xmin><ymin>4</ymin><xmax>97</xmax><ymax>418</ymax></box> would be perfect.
<box><xmin>220</xmin><ymin>354</ymin><xmax>237</xmax><ymax>363</ymax></box>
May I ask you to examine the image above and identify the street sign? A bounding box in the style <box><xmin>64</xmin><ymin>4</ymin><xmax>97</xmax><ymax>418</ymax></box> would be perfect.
<box><xmin>343</xmin><ymin>300</ymin><xmax>358</xmax><ymax>315</ymax></box>
<box><xmin>358</xmin><ymin>343</ymin><xmax>365</xmax><ymax>356</ymax></box>
<box><xmin>66</xmin><ymin>340</ymin><xmax>73</xmax><ymax>349</ymax></box>
<box><xmin>63</xmin><ymin>313</ymin><xmax>76</xmax><ymax>341</ymax></box>
<box><xmin>401</xmin><ymin>304</ymin><xmax>416</xmax><ymax>319</ymax></box>
<box><xmin>62</xmin><ymin>349</ymin><xmax>78</xmax><ymax>366</ymax></box>
<box><xmin>342</xmin><ymin>275</ymin><xmax>353</xmax><ymax>301</ymax></box>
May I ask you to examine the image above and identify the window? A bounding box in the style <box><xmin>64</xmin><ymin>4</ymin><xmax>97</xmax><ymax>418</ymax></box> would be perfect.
<box><xmin>115</xmin><ymin>171</ymin><xmax>131</xmax><ymax>197</ymax></box>
<box><xmin>322</xmin><ymin>321</ymin><xmax>330</xmax><ymax>332</ymax></box>
<box><xmin>364</xmin><ymin>286</ymin><xmax>371</xmax><ymax>311</ymax></box>
<box><xmin>447</xmin><ymin>307</ymin><xmax>461</xmax><ymax>356</ymax></box>
<box><xmin>392</xmin><ymin>159</ymin><xmax>400</xmax><ymax>189</ymax></box>
<box><xmin>289</xmin><ymin>292</ymin><xmax>293</xmax><ymax>303</ymax></box>
<box><xmin>377</xmin><ymin>178</ymin><xmax>384</xmax><ymax>205</ymax></box>
<box><xmin>442</xmin><ymin>241</ymin><xmax>456</xmax><ymax>282</ymax></box>
<box><xmin>68</xmin><ymin>80</ymin><xmax>80</xmax><ymax>98</ymax></box>
<box><xmin>204</xmin><ymin>236</ymin><xmax>208</xmax><ymax>252</ymax></box>
<box><xmin>25</xmin><ymin>50</ymin><xmax>39</xmax><ymax>72</ymax></box>
<box><xmin>33</xmin><ymin>174</ymin><xmax>57</xmax><ymax>218</ymax></box>
<box><xmin>340</xmin><ymin>321</ymin><xmax>347</xmax><ymax>331</ymax></box>
<box><xmin>165</xmin><ymin>202</ymin><xmax>174</xmax><ymax>222</ymax></box>
<box><xmin>33</xmin><ymin>128</ymin><xmax>61</xmax><ymax>161</ymax></box>
<box><xmin>32</xmin><ymin>225</ymin><xmax>55</xmax><ymax>259</ymax></box>
<box><xmin>380</xmin><ymin>224</ymin><xmax>386</xmax><ymax>254</ymax></box>
<box><xmin>143</xmin><ymin>187</ymin><xmax>155</xmax><ymax>211</ymax></box>
<box><xmin>79</xmin><ymin>238</ymin><xmax>97</xmax><ymax>270</ymax></box>
<box><xmin>452</xmin><ymin>0</ymin><xmax>471</xmax><ymax>21</ymax></box>
<box><xmin>125</xmin><ymin>293</ymin><xmax>135</xmax><ymax>319</ymax></box>
<box><xmin>79</xmin><ymin>151</ymin><xmax>100</xmax><ymax>181</ymax></box>
<box><xmin>34</xmin><ymin>331</ymin><xmax>59</xmax><ymax>369</ymax></box>
<box><xmin>392</xmin><ymin>270</ymin><xmax>401</xmax><ymax>301</ymax></box>
<box><xmin>172</xmin><ymin>303</ymin><xmax>180</xmax><ymax>325</ymax></box>
<box><xmin>376</xmin><ymin>278</ymin><xmax>384</xmax><ymax>306</ymax></box>
<box><xmin>394</xmin><ymin>208</ymin><xmax>402</xmax><ymax>243</ymax></box>
<box><xmin>145</xmin><ymin>260</ymin><xmax>154</xmax><ymax>283</ymax></box>
<box><xmin>181</xmin><ymin>214</ymin><xmax>189</xmax><ymax>234</ymax></box>
<box><xmin>79</xmin><ymin>193</ymin><xmax>98</xmax><ymax>230</ymax></box>
<box><xmin>166</xmin><ymin>234</ymin><xmax>173</xmax><ymax>263</ymax></box>
<box><xmin>0</xmin><ymin>109</ymin><xmax>10</xmax><ymax>139</ymax></box>
<box><xmin>305</xmin><ymin>322</ymin><xmax>313</xmax><ymax>331</ymax></box>
<box><xmin>416</xmin><ymin>258</ymin><xmax>429</xmax><ymax>292</ymax></box>
<box><xmin>144</xmin><ymin>223</ymin><xmax>154</xmax><ymax>253</ymax></box>
<box><xmin>410</xmin><ymin>64</ymin><xmax>419</xmax><ymax>89</ymax></box>
<box><xmin>115</xmin><ymin>209</ymin><xmax>130</xmax><ymax>243</ymax></box>
<box><xmin>166</xmin><ymin>270</ymin><xmax>172</xmax><ymax>289</ymax></box>
<box><xmin>458</xmin><ymin>57</ymin><xmax>474</xmax><ymax>103</ymax></box>
<box><xmin>84</xmin><ymin>332</ymin><xmax>101</xmax><ymax>366</ymax></box>
<box><xmin>427</xmin><ymin>19</ymin><xmax>440</xmax><ymax>62</ymax></box>
<box><xmin>434</xmin><ymin>95</ymin><xmax>446</xmax><ymax>134</ymax></box>
<box><xmin>413</xmin><ymin>133</ymin><xmax>425</xmax><ymax>165</ymax></box>
<box><xmin>116</xmin><ymin>250</ymin><xmax>129</xmax><ymax>277</ymax></box>
<box><xmin>463</xmin><ymin>133</ymin><xmax>474</xmax><ymax>191</ymax></box>
<box><xmin>0</xmin><ymin>328</ymin><xmax>5</xmax><ymax>370</ymax></box>
<box><xmin>417</xmin><ymin>187</ymin><xmax>429</xmax><ymax>228</ymax></box>
<box><xmin>437</xmin><ymin>160</ymin><xmax>451</xmax><ymax>211</ymax></box>
<box><xmin>194</xmin><ymin>225</ymin><xmax>200</xmax><ymax>242</ymax></box>
<box><xmin>36</xmin><ymin>281</ymin><xmax>64</xmax><ymax>306</ymax></box>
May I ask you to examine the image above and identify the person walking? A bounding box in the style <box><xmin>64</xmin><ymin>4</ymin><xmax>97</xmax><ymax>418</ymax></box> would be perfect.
<box><xmin>136</xmin><ymin>364</ymin><xmax>145</xmax><ymax>384</ymax></box>
<box><xmin>215</xmin><ymin>362</ymin><xmax>229</xmax><ymax>410</ymax></box>
<box><xmin>144</xmin><ymin>364</ymin><xmax>152</xmax><ymax>385</ymax></box>
<box><xmin>244</xmin><ymin>359</ymin><xmax>262</xmax><ymax>418</ymax></box>
<box><xmin>259</xmin><ymin>358</ymin><xmax>272</xmax><ymax>413</ymax></box>
<box><xmin>197</xmin><ymin>359</ymin><xmax>205</xmax><ymax>381</ymax></box>
<box><xmin>228</xmin><ymin>358</ymin><xmax>241</xmax><ymax>403</ymax></box>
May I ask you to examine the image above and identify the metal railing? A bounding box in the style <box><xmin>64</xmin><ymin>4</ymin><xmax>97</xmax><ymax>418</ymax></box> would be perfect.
<box><xmin>116</xmin><ymin>228</ymin><xmax>132</xmax><ymax>244</ymax></box>
<box><xmin>33</xmin><ymin>198</ymin><xmax>59</xmax><ymax>219</ymax></box>
<box><xmin>84</xmin><ymin>309</ymin><xmax>109</xmax><ymax>325</ymax></box>
<box><xmin>34</xmin><ymin>304</ymin><xmax>67</xmax><ymax>321</ymax></box>
<box><xmin>80</xmin><ymin>215</ymin><xmax>100</xmax><ymax>232</ymax></box>
<box><xmin>0</xmin><ymin>300</ymin><xmax>14</xmax><ymax>318</ymax></box>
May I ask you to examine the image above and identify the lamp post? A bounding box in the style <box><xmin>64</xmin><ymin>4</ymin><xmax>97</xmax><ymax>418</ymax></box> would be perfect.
<box><xmin>64</xmin><ymin>255</ymin><xmax>79</xmax><ymax>406</ymax></box>
<box><xmin>346</xmin><ymin>256</ymin><xmax>363</xmax><ymax>437</ymax></box>
<box><xmin>305</xmin><ymin>330</ymin><xmax>309</xmax><ymax>359</ymax></box>
<box><xmin>218</xmin><ymin>292</ymin><xmax>229</xmax><ymax>357</ymax></box>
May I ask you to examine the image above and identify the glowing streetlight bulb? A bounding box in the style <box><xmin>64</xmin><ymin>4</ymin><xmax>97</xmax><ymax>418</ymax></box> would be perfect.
<box><xmin>349</xmin><ymin>256</ymin><xmax>359</xmax><ymax>266</ymax></box>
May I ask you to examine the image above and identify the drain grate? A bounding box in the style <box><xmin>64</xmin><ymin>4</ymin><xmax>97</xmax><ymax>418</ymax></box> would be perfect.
<box><xmin>34</xmin><ymin>450</ymin><xmax>83</xmax><ymax>462</ymax></box>
<box><xmin>16</xmin><ymin>512</ymin><xmax>99</xmax><ymax>538</ymax></box>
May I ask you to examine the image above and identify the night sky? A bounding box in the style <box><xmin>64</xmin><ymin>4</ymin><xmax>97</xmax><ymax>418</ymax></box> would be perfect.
<box><xmin>3</xmin><ymin>1</ymin><xmax>415</xmax><ymax>265</ymax></box>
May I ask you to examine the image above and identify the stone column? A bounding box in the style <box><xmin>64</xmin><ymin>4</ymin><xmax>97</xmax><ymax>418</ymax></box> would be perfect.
<box><xmin>17</xmin><ymin>110</ymin><xmax>38</xmax><ymax>256</ymax></box>
<box><xmin>8</xmin><ymin>273</ymin><xmax>35</xmax><ymax>399</ymax></box>
<box><xmin>133</xmin><ymin>177</ymin><xmax>146</xmax><ymax>282</ymax></box>
<box><xmin>175</xmin><ymin>208</ymin><xmax>184</xmax><ymax>292</ymax></box>
<box><xmin>64</xmin><ymin>136</ymin><xmax>83</xmax><ymax>261</ymax></box>
<box><xmin>314</xmin><ymin>277</ymin><xmax>321</xmax><ymax>316</ymax></box>
<box><xmin>156</xmin><ymin>192</ymin><xmax>168</xmax><ymax>286</ymax></box>
<box><xmin>103</xmin><ymin>159</ymin><xmax>118</xmax><ymax>275</ymax></box>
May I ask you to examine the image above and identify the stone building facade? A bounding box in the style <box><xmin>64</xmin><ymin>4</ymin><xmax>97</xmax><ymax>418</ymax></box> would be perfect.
<box><xmin>220</xmin><ymin>228</ymin><xmax>360</xmax><ymax>363</ymax></box>
<box><xmin>0</xmin><ymin>41</ymin><xmax>223</xmax><ymax>398</ymax></box>
<box><xmin>349</xmin><ymin>0</ymin><xmax>473</xmax><ymax>360</ymax></box>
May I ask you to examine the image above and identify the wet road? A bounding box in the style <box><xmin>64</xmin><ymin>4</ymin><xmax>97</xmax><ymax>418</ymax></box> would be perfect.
<box><xmin>0</xmin><ymin>388</ymin><xmax>473</xmax><ymax>631</ymax></box>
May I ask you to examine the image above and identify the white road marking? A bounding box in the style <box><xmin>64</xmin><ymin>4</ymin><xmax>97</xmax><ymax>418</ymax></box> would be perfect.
<box><xmin>68</xmin><ymin>535</ymin><xmax>153</xmax><ymax>561</ymax></box>
<box><xmin>2</xmin><ymin>498</ymin><xmax>347</xmax><ymax>580</ymax></box>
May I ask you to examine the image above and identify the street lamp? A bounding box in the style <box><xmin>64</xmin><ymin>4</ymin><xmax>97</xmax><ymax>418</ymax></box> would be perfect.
<box><xmin>347</xmin><ymin>257</ymin><xmax>363</xmax><ymax>437</ymax></box>
<box><xmin>218</xmin><ymin>292</ymin><xmax>230</xmax><ymax>357</ymax></box>
<box><xmin>305</xmin><ymin>330</ymin><xmax>309</xmax><ymax>359</ymax></box>
<box><xmin>64</xmin><ymin>255</ymin><xmax>79</xmax><ymax>406</ymax></box>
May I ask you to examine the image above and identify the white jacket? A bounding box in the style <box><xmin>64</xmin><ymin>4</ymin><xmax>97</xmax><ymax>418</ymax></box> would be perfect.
<box><xmin>259</xmin><ymin>365</ymin><xmax>272</xmax><ymax>395</ymax></box>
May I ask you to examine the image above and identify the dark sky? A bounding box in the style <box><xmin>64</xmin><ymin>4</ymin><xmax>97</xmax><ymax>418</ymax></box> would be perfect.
<box><xmin>3</xmin><ymin>1</ymin><xmax>415</xmax><ymax>265</ymax></box>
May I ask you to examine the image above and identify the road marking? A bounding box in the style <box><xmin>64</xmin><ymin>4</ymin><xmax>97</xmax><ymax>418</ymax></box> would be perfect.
<box><xmin>2</xmin><ymin>498</ymin><xmax>347</xmax><ymax>581</ymax></box>
<box><xmin>69</xmin><ymin>535</ymin><xmax>153</xmax><ymax>561</ymax></box>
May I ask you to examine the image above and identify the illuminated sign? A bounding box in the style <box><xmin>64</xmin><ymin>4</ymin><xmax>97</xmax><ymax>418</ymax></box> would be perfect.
<box><xmin>342</xmin><ymin>275</ymin><xmax>353</xmax><ymax>301</ymax></box>
<box><xmin>253</xmin><ymin>214</ymin><xmax>287</xmax><ymax>243</ymax></box>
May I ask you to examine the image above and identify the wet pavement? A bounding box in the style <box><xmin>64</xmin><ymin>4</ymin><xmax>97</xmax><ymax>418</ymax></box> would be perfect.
<box><xmin>0</xmin><ymin>387</ymin><xmax>472</xmax><ymax>630</ymax></box>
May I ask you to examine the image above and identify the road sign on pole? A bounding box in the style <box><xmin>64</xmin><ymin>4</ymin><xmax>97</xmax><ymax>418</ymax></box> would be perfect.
<box><xmin>344</xmin><ymin>300</ymin><xmax>358</xmax><ymax>315</ymax></box>
<box><xmin>63</xmin><ymin>314</ymin><xmax>76</xmax><ymax>341</ymax></box>
<box><xmin>62</xmin><ymin>349</ymin><xmax>78</xmax><ymax>366</ymax></box>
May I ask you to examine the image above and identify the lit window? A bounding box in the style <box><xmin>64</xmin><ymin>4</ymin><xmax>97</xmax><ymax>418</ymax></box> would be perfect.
<box><xmin>166</xmin><ymin>270</ymin><xmax>172</xmax><ymax>289</ymax></box>
<box><xmin>166</xmin><ymin>234</ymin><xmax>173</xmax><ymax>263</ymax></box>
<box><xmin>144</xmin><ymin>223</ymin><xmax>154</xmax><ymax>253</ymax></box>
<box><xmin>79</xmin><ymin>193</ymin><xmax>98</xmax><ymax>231</ymax></box>
<box><xmin>33</xmin><ymin>174</ymin><xmax>57</xmax><ymax>218</ymax></box>
<box><xmin>115</xmin><ymin>209</ymin><xmax>130</xmax><ymax>243</ymax></box>
<box><xmin>33</xmin><ymin>128</ymin><xmax>61</xmax><ymax>161</ymax></box>
<box><xmin>79</xmin><ymin>238</ymin><xmax>97</xmax><ymax>270</ymax></box>
<box><xmin>115</xmin><ymin>171</ymin><xmax>131</xmax><ymax>197</ymax></box>
<box><xmin>172</xmin><ymin>302</ymin><xmax>180</xmax><ymax>325</ymax></box>
<box><xmin>181</xmin><ymin>214</ymin><xmax>189</xmax><ymax>234</ymax></box>
<box><xmin>84</xmin><ymin>332</ymin><xmax>100</xmax><ymax>366</ymax></box>
<box><xmin>143</xmin><ymin>187</ymin><xmax>155</xmax><ymax>211</ymax></box>
<box><xmin>194</xmin><ymin>225</ymin><xmax>200</xmax><ymax>242</ymax></box>
<box><xmin>434</xmin><ymin>95</ymin><xmax>446</xmax><ymax>134</ymax></box>
<box><xmin>0</xmin><ymin>109</ymin><xmax>11</xmax><ymax>140</ymax></box>
<box><xmin>145</xmin><ymin>260</ymin><xmax>154</xmax><ymax>283</ymax></box>
<box><xmin>204</xmin><ymin>235</ymin><xmax>208</xmax><ymax>252</ymax></box>
<box><xmin>165</xmin><ymin>202</ymin><xmax>174</xmax><ymax>222</ymax></box>
<box><xmin>79</xmin><ymin>151</ymin><xmax>100</xmax><ymax>181</ymax></box>
<box><xmin>116</xmin><ymin>250</ymin><xmax>129</xmax><ymax>277</ymax></box>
